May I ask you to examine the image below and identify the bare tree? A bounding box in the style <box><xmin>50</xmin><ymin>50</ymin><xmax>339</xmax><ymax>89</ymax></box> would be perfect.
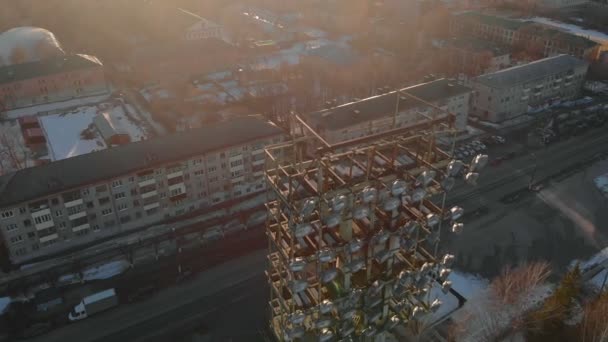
<box><xmin>580</xmin><ymin>293</ymin><xmax>608</xmax><ymax>342</ymax></box>
<box><xmin>450</xmin><ymin>262</ymin><xmax>552</xmax><ymax>342</ymax></box>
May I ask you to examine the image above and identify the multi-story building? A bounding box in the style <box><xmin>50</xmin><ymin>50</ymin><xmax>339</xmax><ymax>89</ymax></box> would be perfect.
<box><xmin>445</xmin><ymin>37</ymin><xmax>512</xmax><ymax>76</ymax></box>
<box><xmin>304</xmin><ymin>79</ymin><xmax>472</xmax><ymax>144</ymax></box>
<box><xmin>0</xmin><ymin>116</ymin><xmax>283</xmax><ymax>264</ymax></box>
<box><xmin>471</xmin><ymin>54</ymin><xmax>588</xmax><ymax>122</ymax></box>
<box><xmin>0</xmin><ymin>54</ymin><xmax>109</xmax><ymax>112</ymax></box>
<box><xmin>450</xmin><ymin>12</ymin><xmax>601</xmax><ymax>61</ymax></box>
<box><xmin>535</xmin><ymin>0</ymin><xmax>589</xmax><ymax>8</ymax></box>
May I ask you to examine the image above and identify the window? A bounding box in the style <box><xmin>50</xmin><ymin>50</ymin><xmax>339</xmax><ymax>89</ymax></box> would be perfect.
<box><xmin>112</xmin><ymin>180</ymin><xmax>123</xmax><ymax>188</ymax></box>
<box><xmin>86</xmin><ymin>201</ymin><xmax>94</xmax><ymax>209</ymax></box>
<box><xmin>230</xmin><ymin>159</ymin><xmax>243</xmax><ymax>167</ymax></box>
<box><xmin>114</xmin><ymin>192</ymin><xmax>126</xmax><ymax>200</ymax></box>
<box><xmin>128</xmin><ymin>177</ymin><xmax>135</xmax><ymax>183</ymax></box>
<box><xmin>155</xmin><ymin>169</ymin><xmax>163</xmax><ymax>175</ymax></box>
<box><xmin>10</xmin><ymin>235</ymin><xmax>23</xmax><ymax>244</ymax></box>
<box><xmin>66</xmin><ymin>204</ymin><xmax>84</xmax><ymax>215</ymax></box>
<box><xmin>221</xmin><ymin>163</ymin><xmax>227</xmax><ymax>169</ymax></box>
<box><xmin>62</xmin><ymin>190</ymin><xmax>81</xmax><ymax>202</ymax></box>
<box><xmin>209</xmin><ymin>176</ymin><xmax>219</xmax><ymax>183</ymax></box>
<box><xmin>82</xmin><ymin>188</ymin><xmax>90</xmax><ymax>196</ymax></box>
<box><xmin>5</xmin><ymin>223</ymin><xmax>18</xmax><ymax>232</ymax></box>
<box><xmin>34</xmin><ymin>214</ymin><xmax>52</xmax><ymax>225</ymax></box>
<box><xmin>19</xmin><ymin>207</ymin><xmax>26</xmax><ymax>214</ymax></box>
<box><xmin>104</xmin><ymin>220</ymin><xmax>116</xmax><ymax>227</ymax></box>
<box><xmin>192</xmin><ymin>158</ymin><xmax>203</xmax><ymax>165</ymax></box>
<box><xmin>135</xmin><ymin>212</ymin><xmax>142</xmax><ymax>219</ymax></box>
<box><xmin>159</xmin><ymin>192</ymin><xmax>166</xmax><ymax>199</ymax></box>
<box><xmin>146</xmin><ymin>208</ymin><xmax>159</xmax><ymax>216</ymax></box>
<box><xmin>131</xmin><ymin>188</ymin><xmax>138</xmax><ymax>196</ymax></box>
<box><xmin>99</xmin><ymin>197</ymin><xmax>110</xmax><ymax>205</ymax></box>
<box><xmin>1</xmin><ymin>210</ymin><xmax>14</xmax><ymax>219</ymax></box>
<box><xmin>23</xmin><ymin>219</ymin><xmax>31</xmax><ymax>227</ymax></box>
<box><xmin>89</xmin><ymin>213</ymin><xmax>97</xmax><ymax>220</ymax></box>
<box><xmin>208</xmin><ymin>166</ymin><xmax>217</xmax><ymax>173</ymax></box>
<box><xmin>117</xmin><ymin>203</ymin><xmax>128</xmax><ymax>211</ymax></box>
<box><xmin>59</xmin><ymin>222</ymin><xmax>66</xmax><ymax>229</ymax></box>
<box><xmin>96</xmin><ymin>185</ymin><xmax>108</xmax><ymax>192</ymax></box>
<box><xmin>133</xmin><ymin>200</ymin><xmax>140</xmax><ymax>206</ymax></box>
<box><xmin>14</xmin><ymin>247</ymin><xmax>27</xmax><ymax>256</ymax></box>
<box><xmin>27</xmin><ymin>232</ymin><xmax>35</xmax><ymax>238</ymax></box>
<box><xmin>92</xmin><ymin>224</ymin><xmax>100</xmax><ymax>232</ymax></box>
<box><xmin>101</xmin><ymin>208</ymin><xmax>113</xmax><ymax>216</ymax></box>
<box><xmin>55</xmin><ymin>210</ymin><xmax>63</xmax><ymax>217</ymax></box>
<box><xmin>194</xmin><ymin>170</ymin><xmax>204</xmax><ymax>176</ymax></box>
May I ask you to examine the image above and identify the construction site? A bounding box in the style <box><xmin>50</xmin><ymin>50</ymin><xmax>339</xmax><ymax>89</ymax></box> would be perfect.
<box><xmin>264</xmin><ymin>90</ymin><xmax>487</xmax><ymax>341</ymax></box>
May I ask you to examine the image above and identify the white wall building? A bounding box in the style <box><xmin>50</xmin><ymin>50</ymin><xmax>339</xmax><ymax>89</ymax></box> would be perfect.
<box><xmin>304</xmin><ymin>79</ymin><xmax>472</xmax><ymax>145</ymax></box>
<box><xmin>471</xmin><ymin>54</ymin><xmax>588</xmax><ymax>122</ymax></box>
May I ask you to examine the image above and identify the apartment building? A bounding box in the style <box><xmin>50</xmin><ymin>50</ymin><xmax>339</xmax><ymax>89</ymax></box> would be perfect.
<box><xmin>0</xmin><ymin>116</ymin><xmax>283</xmax><ymax>264</ymax></box>
<box><xmin>0</xmin><ymin>54</ymin><xmax>109</xmax><ymax>111</ymax></box>
<box><xmin>450</xmin><ymin>12</ymin><xmax>601</xmax><ymax>61</ymax></box>
<box><xmin>471</xmin><ymin>54</ymin><xmax>588</xmax><ymax>122</ymax></box>
<box><xmin>536</xmin><ymin>0</ymin><xmax>589</xmax><ymax>8</ymax></box>
<box><xmin>445</xmin><ymin>38</ymin><xmax>512</xmax><ymax>76</ymax></box>
<box><xmin>304</xmin><ymin>79</ymin><xmax>472</xmax><ymax>145</ymax></box>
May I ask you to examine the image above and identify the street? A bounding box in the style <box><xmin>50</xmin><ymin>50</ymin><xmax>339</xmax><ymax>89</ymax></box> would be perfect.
<box><xmin>24</xmin><ymin>127</ymin><xmax>608</xmax><ymax>341</ymax></box>
<box><xmin>28</xmin><ymin>250</ymin><xmax>269</xmax><ymax>342</ymax></box>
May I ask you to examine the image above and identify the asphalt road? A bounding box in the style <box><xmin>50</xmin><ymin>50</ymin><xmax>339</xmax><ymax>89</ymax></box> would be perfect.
<box><xmin>29</xmin><ymin>250</ymin><xmax>268</xmax><ymax>342</ymax></box>
<box><xmin>447</xmin><ymin>127</ymin><xmax>608</xmax><ymax>208</ymax></box>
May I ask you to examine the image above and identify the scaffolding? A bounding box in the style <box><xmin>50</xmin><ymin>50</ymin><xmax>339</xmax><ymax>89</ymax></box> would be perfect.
<box><xmin>264</xmin><ymin>91</ymin><xmax>482</xmax><ymax>341</ymax></box>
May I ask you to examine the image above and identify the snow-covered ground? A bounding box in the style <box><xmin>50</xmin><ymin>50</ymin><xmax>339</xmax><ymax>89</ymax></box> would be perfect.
<box><xmin>428</xmin><ymin>271</ymin><xmax>489</xmax><ymax>323</ymax></box>
<box><xmin>82</xmin><ymin>259</ymin><xmax>130</xmax><ymax>281</ymax></box>
<box><xmin>98</xmin><ymin>103</ymin><xmax>148</xmax><ymax>142</ymax></box>
<box><xmin>528</xmin><ymin>17</ymin><xmax>608</xmax><ymax>45</ymax></box>
<box><xmin>4</xmin><ymin>93</ymin><xmax>110</xmax><ymax>120</ymax></box>
<box><xmin>39</xmin><ymin>106</ymin><xmax>107</xmax><ymax>161</ymax></box>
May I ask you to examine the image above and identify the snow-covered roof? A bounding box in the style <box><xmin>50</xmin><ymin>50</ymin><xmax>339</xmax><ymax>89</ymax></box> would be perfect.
<box><xmin>94</xmin><ymin>105</ymin><xmax>147</xmax><ymax>143</ymax></box>
<box><xmin>39</xmin><ymin>106</ymin><xmax>107</xmax><ymax>161</ymax></box>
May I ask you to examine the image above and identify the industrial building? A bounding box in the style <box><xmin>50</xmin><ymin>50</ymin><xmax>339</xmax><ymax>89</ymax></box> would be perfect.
<box><xmin>0</xmin><ymin>116</ymin><xmax>283</xmax><ymax>264</ymax></box>
<box><xmin>471</xmin><ymin>54</ymin><xmax>588</xmax><ymax>122</ymax></box>
<box><xmin>303</xmin><ymin>79</ymin><xmax>472</xmax><ymax>145</ymax></box>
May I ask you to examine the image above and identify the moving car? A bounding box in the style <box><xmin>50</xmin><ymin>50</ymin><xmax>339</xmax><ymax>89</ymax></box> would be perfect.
<box><xmin>68</xmin><ymin>289</ymin><xmax>119</xmax><ymax>321</ymax></box>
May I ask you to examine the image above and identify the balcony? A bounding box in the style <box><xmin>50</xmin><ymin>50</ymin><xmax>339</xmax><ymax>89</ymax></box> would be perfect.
<box><xmin>35</xmin><ymin>220</ymin><xmax>55</xmax><ymax>231</ymax></box>
<box><xmin>252</xmin><ymin>159</ymin><xmax>265</xmax><ymax>166</ymax></box>
<box><xmin>39</xmin><ymin>233</ymin><xmax>58</xmax><ymax>243</ymax></box>
<box><xmin>72</xmin><ymin>223</ymin><xmax>90</xmax><ymax>232</ymax></box>
<box><xmin>64</xmin><ymin>198</ymin><xmax>84</xmax><ymax>208</ymax></box>
<box><xmin>252</xmin><ymin>149</ymin><xmax>264</xmax><ymax>155</ymax></box>
<box><xmin>521</xmin><ymin>96</ymin><xmax>529</xmax><ymax>101</ymax></box>
<box><xmin>138</xmin><ymin>178</ymin><xmax>156</xmax><ymax>187</ymax></box>
<box><xmin>143</xmin><ymin>202</ymin><xmax>160</xmax><ymax>211</ymax></box>
<box><xmin>167</xmin><ymin>170</ymin><xmax>183</xmax><ymax>179</ymax></box>
<box><xmin>169</xmin><ymin>183</ymin><xmax>186</xmax><ymax>192</ymax></box>
<box><xmin>231</xmin><ymin>176</ymin><xmax>245</xmax><ymax>184</ymax></box>
<box><xmin>31</xmin><ymin>208</ymin><xmax>51</xmax><ymax>218</ymax></box>
<box><xmin>68</xmin><ymin>211</ymin><xmax>86</xmax><ymax>221</ymax></box>
<box><xmin>141</xmin><ymin>190</ymin><xmax>158</xmax><ymax>199</ymax></box>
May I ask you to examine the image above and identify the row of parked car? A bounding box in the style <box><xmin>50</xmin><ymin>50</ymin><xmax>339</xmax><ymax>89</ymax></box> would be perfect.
<box><xmin>454</xmin><ymin>136</ymin><xmax>506</xmax><ymax>160</ymax></box>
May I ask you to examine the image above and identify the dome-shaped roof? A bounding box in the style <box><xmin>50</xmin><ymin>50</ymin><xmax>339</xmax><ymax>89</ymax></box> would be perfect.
<box><xmin>0</xmin><ymin>27</ymin><xmax>65</xmax><ymax>66</ymax></box>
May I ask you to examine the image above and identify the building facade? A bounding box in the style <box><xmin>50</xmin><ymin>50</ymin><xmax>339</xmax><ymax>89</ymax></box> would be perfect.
<box><xmin>0</xmin><ymin>54</ymin><xmax>109</xmax><ymax>112</ymax></box>
<box><xmin>471</xmin><ymin>54</ymin><xmax>588</xmax><ymax>122</ymax></box>
<box><xmin>0</xmin><ymin>117</ymin><xmax>283</xmax><ymax>264</ymax></box>
<box><xmin>304</xmin><ymin>79</ymin><xmax>472</xmax><ymax>145</ymax></box>
<box><xmin>445</xmin><ymin>38</ymin><xmax>512</xmax><ymax>77</ymax></box>
<box><xmin>450</xmin><ymin>12</ymin><xmax>601</xmax><ymax>61</ymax></box>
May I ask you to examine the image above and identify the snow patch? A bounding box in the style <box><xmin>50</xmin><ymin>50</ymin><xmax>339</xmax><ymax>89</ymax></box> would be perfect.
<box><xmin>82</xmin><ymin>259</ymin><xmax>130</xmax><ymax>281</ymax></box>
<box><xmin>0</xmin><ymin>297</ymin><xmax>11</xmax><ymax>314</ymax></box>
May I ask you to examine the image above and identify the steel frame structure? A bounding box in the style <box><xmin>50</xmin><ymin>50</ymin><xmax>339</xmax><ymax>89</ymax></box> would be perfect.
<box><xmin>264</xmin><ymin>93</ymin><xmax>475</xmax><ymax>341</ymax></box>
